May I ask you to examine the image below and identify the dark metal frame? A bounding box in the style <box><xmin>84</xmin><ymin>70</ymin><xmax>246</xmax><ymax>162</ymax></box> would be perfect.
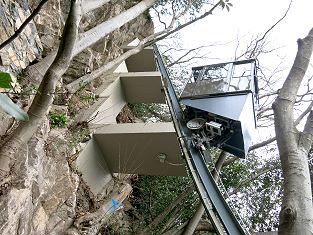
<box><xmin>154</xmin><ymin>45</ymin><xmax>249</xmax><ymax>235</ymax></box>
<box><xmin>187</xmin><ymin>59</ymin><xmax>259</xmax><ymax>102</ymax></box>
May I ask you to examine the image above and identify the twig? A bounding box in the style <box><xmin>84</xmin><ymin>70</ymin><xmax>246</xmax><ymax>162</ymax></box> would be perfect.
<box><xmin>0</xmin><ymin>0</ymin><xmax>49</xmax><ymax>50</ymax></box>
<box><xmin>248</xmin><ymin>0</ymin><xmax>292</xmax><ymax>58</ymax></box>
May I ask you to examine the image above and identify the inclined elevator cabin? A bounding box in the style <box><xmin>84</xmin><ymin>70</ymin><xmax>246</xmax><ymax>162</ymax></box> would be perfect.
<box><xmin>180</xmin><ymin>59</ymin><xmax>258</xmax><ymax>159</ymax></box>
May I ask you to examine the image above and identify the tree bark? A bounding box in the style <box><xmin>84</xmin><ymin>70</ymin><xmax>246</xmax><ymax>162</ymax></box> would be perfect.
<box><xmin>183</xmin><ymin>151</ymin><xmax>227</xmax><ymax>235</ymax></box>
<box><xmin>183</xmin><ymin>203</ymin><xmax>205</xmax><ymax>235</ymax></box>
<box><xmin>273</xmin><ymin>27</ymin><xmax>313</xmax><ymax>235</ymax></box>
<box><xmin>81</xmin><ymin>0</ymin><xmax>111</xmax><ymax>14</ymax></box>
<box><xmin>139</xmin><ymin>185</ymin><xmax>194</xmax><ymax>235</ymax></box>
<box><xmin>0</xmin><ymin>0</ymin><xmax>82</xmax><ymax>177</ymax></box>
<box><xmin>25</xmin><ymin>0</ymin><xmax>156</xmax><ymax>84</ymax></box>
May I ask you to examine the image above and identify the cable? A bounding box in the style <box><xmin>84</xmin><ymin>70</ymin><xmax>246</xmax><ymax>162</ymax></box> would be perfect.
<box><xmin>164</xmin><ymin>160</ymin><xmax>184</xmax><ymax>166</ymax></box>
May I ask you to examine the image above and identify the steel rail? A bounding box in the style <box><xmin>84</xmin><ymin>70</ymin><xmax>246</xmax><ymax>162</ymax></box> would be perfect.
<box><xmin>153</xmin><ymin>44</ymin><xmax>248</xmax><ymax>235</ymax></box>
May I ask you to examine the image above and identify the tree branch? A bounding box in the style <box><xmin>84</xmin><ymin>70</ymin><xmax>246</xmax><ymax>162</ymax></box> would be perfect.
<box><xmin>249</xmin><ymin>137</ymin><xmax>276</xmax><ymax>151</ymax></box>
<box><xmin>149</xmin><ymin>1</ymin><xmax>221</xmax><ymax>45</ymax></box>
<box><xmin>81</xmin><ymin>0</ymin><xmax>111</xmax><ymax>14</ymax></box>
<box><xmin>66</xmin><ymin>1</ymin><xmax>222</xmax><ymax>93</ymax></box>
<box><xmin>250</xmin><ymin>99</ymin><xmax>313</xmax><ymax>151</ymax></box>
<box><xmin>248</xmin><ymin>0</ymin><xmax>292</xmax><ymax>58</ymax></box>
<box><xmin>25</xmin><ymin>0</ymin><xmax>156</xmax><ymax>84</ymax></box>
<box><xmin>0</xmin><ymin>0</ymin><xmax>82</xmax><ymax>178</ymax></box>
<box><xmin>299</xmin><ymin>111</ymin><xmax>313</xmax><ymax>150</ymax></box>
<box><xmin>0</xmin><ymin>0</ymin><xmax>49</xmax><ymax>50</ymax></box>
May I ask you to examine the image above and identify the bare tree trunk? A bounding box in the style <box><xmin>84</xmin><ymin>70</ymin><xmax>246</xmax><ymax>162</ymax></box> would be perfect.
<box><xmin>195</xmin><ymin>220</ymin><xmax>215</xmax><ymax>232</ymax></box>
<box><xmin>183</xmin><ymin>203</ymin><xmax>205</xmax><ymax>235</ymax></box>
<box><xmin>183</xmin><ymin>151</ymin><xmax>227</xmax><ymax>235</ymax></box>
<box><xmin>273</xmin><ymin>27</ymin><xmax>313</xmax><ymax>235</ymax></box>
<box><xmin>139</xmin><ymin>185</ymin><xmax>194</xmax><ymax>235</ymax></box>
<box><xmin>25</xmin><ymin>0</ymin><xmax>156</xmax><ymax>84</ymax></box>
<box><xmin>0</xmin><ymin>0</ymin><xmax>82</xmax><ymax>177</ymax></box>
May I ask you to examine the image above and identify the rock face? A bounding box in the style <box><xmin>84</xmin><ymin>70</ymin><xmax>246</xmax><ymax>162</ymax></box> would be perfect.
<box><xmin>0</xmin><ymin>0</ymin><xmax>153</xmax><ymax>234</ymax></box>
<box><xmin>0</xmin><ymin>120</ymin><xmax>79</xmax><ymax>235</ymax></box>
<box><xmin>0</xmin><ymin>0</ymin><xmax>42</xmax><ymax>136</ymax></box>
<box><xmin>0</xmin><ymin>0</ymin><xmax>42</xmax><ymax>72</ymax></box>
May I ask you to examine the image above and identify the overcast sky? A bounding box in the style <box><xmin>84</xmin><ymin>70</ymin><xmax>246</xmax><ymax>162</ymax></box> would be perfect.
<box><xmin>179</xmin><ymin>0</ymin><xmax>313</xmax><ymax>65</ymax></box>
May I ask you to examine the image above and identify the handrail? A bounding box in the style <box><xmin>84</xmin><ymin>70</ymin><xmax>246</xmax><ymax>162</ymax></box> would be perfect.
<box><xmin>153</xmin><ymin>44</ymin><xmax>249</xmax><ymax>235</ymax></box>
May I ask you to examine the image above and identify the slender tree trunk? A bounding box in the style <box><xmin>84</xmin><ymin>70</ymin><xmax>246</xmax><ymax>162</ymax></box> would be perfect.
<box><xmin>25</xmin><ymin>0</ymin><xmax>156</xmax><ymax>84</ymax></box>
<box><xmin>75</xmin><ymin>0</ymin><xmax>155</xmax><ymax>55</ymax></box>
<box><xmin>0</xmin><ymin>0</ymin><xmax>82</xmax><ymax>177</ymax></box>
<box><xmin>139</xmin><ymin>185</ymin><xmax>194</xmax><ymax>235</ymax></box>
<box><xmin>183</xmin><ymin>203</ymin><xmax>205</xmax><ymax>235</ymax></box>
<box><xmin>183</xmin><ymin>151</ymin><xmax>227</xmax><ymax>235</ymax></box>
<box><xmin>273</xmin><ymin>27</ymin><xmax>313</xmax><ymax>235</ymax></box>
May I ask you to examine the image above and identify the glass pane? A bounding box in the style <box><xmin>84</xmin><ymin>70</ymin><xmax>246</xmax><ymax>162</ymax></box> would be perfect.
<box><xmin>229</xmin><ymin>63</ymin><xmax>253</xmax><ymax>92</ymax></box>
<box><xmin>181</xmin><ymin>60</ymin><xmax>256</xmax><ymax>99</ymax></box>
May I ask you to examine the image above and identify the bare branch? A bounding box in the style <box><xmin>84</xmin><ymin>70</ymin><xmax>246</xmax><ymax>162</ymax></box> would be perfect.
<box><xmin>295</xmin><ymin>100</ymin><xmax>313</xmax><ymax>125</ymax></box>
<box><xmin>249</xmin><ymin>100</ymin><xmax>312</xmax><ymax>152</ymax></box>
<box><xmin>167</xmin><ymin>46</ymin><xmax>210</xmax><ymax>67</ymax></box>
<box><xmin>0</xmin><ymin>0</ymin><xmax>49</xmax><ymax>50</ymax></box>
<box><xmin>82</xmin><ymin>0</ymin><xmax>111</xmax><ymax>14</ymax></box>
<box><xmin>149</xmin><ymin>1</ymin><xmax>222</xmax><ymax>45</ymax></box>
<box><xmin>248</xmin><ymin>0</ymin><xmax>292</xmax><ymax>58</ymax></box>
<box><xmin>249</xmin><ymin>137</ymin><xmax>276</xmax><ymax>151</ymax></box>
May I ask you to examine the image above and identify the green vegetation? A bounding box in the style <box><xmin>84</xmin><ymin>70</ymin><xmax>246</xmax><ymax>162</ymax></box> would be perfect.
<box><xmin>49</xmin><ymin>111</ymin><xmax>68</xmax><ymax>128</ymax></box>
<box><xmin>130</xmin><ymin>175</ymin><xmax>197</xmax><ymax>234</ymax></box>
<box><xmin>0</xmin><ymin>71</ymin><xmax>29</xmax><ymax>121</ymax></box>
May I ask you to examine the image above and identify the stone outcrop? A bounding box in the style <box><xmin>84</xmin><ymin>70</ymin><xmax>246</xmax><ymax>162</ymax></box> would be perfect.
<box><xmin>0</xmin><ymin>0</ymin><xmax>153</xmax><ymax>234</ymax></box>
<box><xmin>0</xmin><ymin>0</ymin><xmax>42</xmax><ymax>73</ymax></box>
<box><xmin>0</xmin><ymin>0</ymin><xmax>42</xmax><ymax>143</ymax></box>
<box><xmin>0</xmin><ymin>120</ymin><xmax>79</xmax><ymax>235</ymax></box>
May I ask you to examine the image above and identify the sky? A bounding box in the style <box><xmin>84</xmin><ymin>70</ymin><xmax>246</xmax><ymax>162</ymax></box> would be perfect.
<box><xmin>180</xmin><ymin>0</ymin><xmax>313</xmax><ymax>65</ymax></box>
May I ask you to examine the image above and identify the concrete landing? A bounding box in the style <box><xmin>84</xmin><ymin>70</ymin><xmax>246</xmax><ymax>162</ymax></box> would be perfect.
<box><xmin>93</xmin><ymin>122</ymin><xmax>187</xmax><ymax>176</ymax></box>
<box><xmin>120</xmin><ymin>72</ymin><xmax>165</xmax><ymax>104</ymax></box>
<box><xmin>123</xmin><ymin>46</ymin><xmax>156</xmax><ymax>72</ymax></box>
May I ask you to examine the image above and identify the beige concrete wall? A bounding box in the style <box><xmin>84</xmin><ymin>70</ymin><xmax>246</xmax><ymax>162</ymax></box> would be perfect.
<box><xmin>94</xmin><ymin>123</ymin><xmax>186</xmax><ymax>176</ymax></box>
<box><xmin>114</xmin><ymin>61</ymin><xmax>128</xmax><ymax>73</ymax></box>
<box><xmin>88</xmin><ymin>77</ymin><xmax>127</xmax><ymax>126</ymax></box>
<box><xmin>120</xmin><ymin>71</ymin><xmax>165</xmax><ymax>104</ymax></box>
<box><xmin>76</xmin><ymin>138</ymin><xmax>112</xmax><ymax>195</ymax></box>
